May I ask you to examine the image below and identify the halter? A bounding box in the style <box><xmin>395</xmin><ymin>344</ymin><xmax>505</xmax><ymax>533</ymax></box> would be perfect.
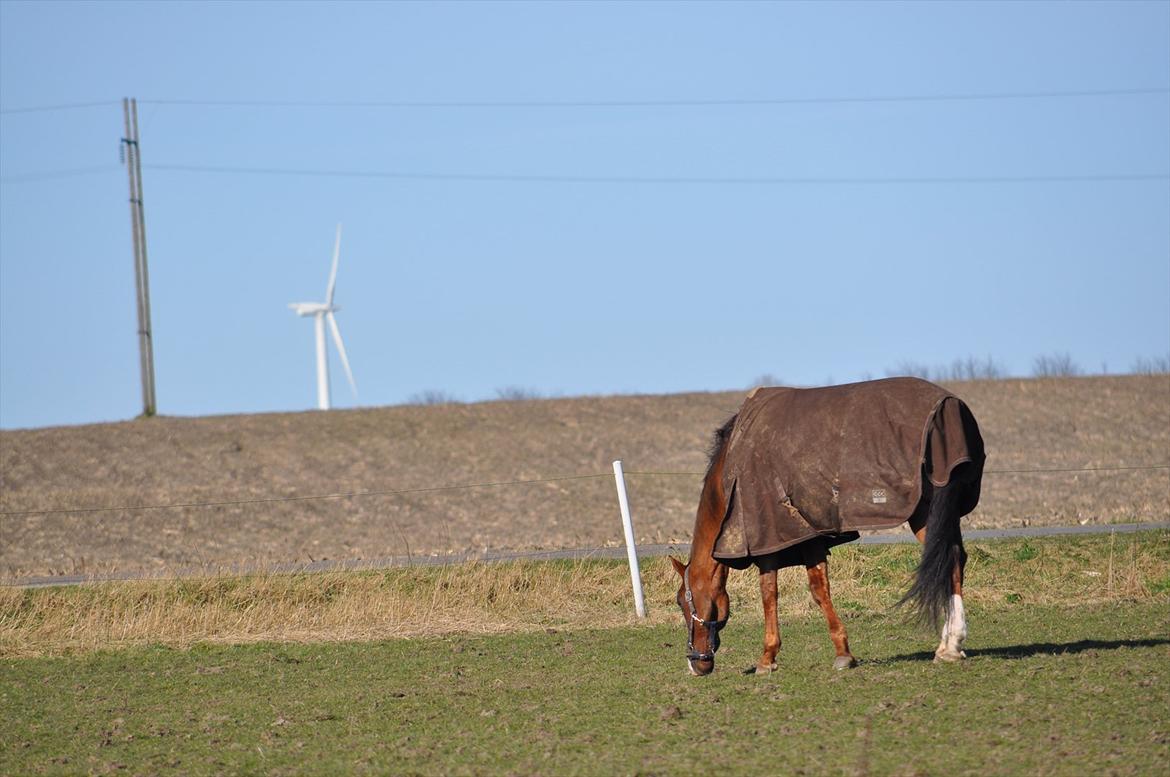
<box><xmin>683</xmin><ymin>565</ymin><xmax>727</xmax><ymax>663</ymax></box>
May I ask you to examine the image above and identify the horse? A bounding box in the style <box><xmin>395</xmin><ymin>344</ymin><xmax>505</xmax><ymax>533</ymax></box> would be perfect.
<box><xmin>671</xmin><ymin>377</ymin><xmax>985</xmax><ymax>676</ymax></box>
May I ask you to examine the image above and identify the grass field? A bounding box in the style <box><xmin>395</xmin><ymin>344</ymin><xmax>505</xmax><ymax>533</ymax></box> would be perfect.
<box><xmin>3</xmin><ymin>534</ymin><xmax>1169</xmax><ymax>775</ymax></box>
<box><xmin>3</xmin><ymin>374</ymin><xmax>1168</xmax><ymax>580</ymax></box>
<box><xmin>3</xmin><ymin>605</ymin><xmax>1167</xmax><ymax>775</ymax></box>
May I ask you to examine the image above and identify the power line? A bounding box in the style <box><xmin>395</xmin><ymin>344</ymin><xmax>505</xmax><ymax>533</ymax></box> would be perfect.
<box><xmin>7</xmin><ymin>163</ymin><xmax>1165</xmax><ymax>188</ymax></box>
<box><xmin>1</xmin><ymin>464</ymin><xmax>1165</xmax><ymax>519</ymax></box>
<box><xmin>136</xmin><ymin>87</ymin><xmax>1170</xmax><ymax>109</ymax></box>
<box><xmin>143</xmin><ymin>163</ymin><xmax>1170</xmax><ymax>186</ymax></box>
<box><xmin>3</xmin><ymin>87</ymin><xmax>1166</xmax><ymax>115</ymax></box>
<box><xmin>0</xmin><ymin>165</ymin><xmax>121</xmax><ymax>184</ymax></box>
<box><xmin>0</xmin><ymin>100</ymin><xmax>120</xmax><ymax>115</ymax></box>
<box><xmin>6</xmin><ymin>162</ymin><xmax>1165</xmax><ymax>188</ymax></box>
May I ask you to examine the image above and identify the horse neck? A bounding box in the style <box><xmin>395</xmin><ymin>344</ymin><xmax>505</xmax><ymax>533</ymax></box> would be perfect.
<box><xmin>690</xmin><ymin>442</ymin><xmax>729</xmax><ymax>587</ymax></box>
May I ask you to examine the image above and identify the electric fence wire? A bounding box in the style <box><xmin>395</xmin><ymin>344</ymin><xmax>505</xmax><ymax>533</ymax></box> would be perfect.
<box><xmin>1</xmin><ymin>464</ymin><xmax>1167</xmax><ymax>519</ymax></box>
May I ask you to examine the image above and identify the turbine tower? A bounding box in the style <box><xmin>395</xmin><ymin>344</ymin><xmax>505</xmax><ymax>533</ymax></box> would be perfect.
<box><xmin>289</xmin><ymin>224</ymin><xmax>357</xmax><ymax>410</ymax></box>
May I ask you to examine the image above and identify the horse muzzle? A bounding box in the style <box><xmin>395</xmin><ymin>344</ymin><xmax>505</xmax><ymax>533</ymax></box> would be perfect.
<box><xmin>687</xmin><ymin>655</ymin><xmax>715</xmax><ymax>676</ymax></box>
<box><xmin>685</xmin><ymin>619</ymin><xmax>723</xmax><ymax>675</ymax></box>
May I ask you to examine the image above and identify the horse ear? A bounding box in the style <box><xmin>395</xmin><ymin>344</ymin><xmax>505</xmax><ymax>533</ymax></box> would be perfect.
<box><xmin>669</xmin><ymin>556</ymin><xmax>687</xmax><ymax>578</ymax></box>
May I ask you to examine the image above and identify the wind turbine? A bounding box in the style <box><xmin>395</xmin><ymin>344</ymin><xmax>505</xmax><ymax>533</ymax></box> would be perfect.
<box><xmin>289</xmin><ymin>224</ymin><xmax>357</xmax><ymax>410</ymax></box>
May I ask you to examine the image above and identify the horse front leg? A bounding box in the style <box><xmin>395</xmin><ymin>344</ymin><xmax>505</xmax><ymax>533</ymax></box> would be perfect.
<box><xmin>754</xmin><ymin>569</ymin><xmax>780</xmax><ymax>673</ymax></box>
<box><xmin>806</xmin><ymin>560</ymin><xmax>858</xmax><ymax>669</ymax></box>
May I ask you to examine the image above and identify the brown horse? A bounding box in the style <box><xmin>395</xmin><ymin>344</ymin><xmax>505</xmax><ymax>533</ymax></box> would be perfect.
<box><xmin>671</xmin><ymin>378</ymin><xmax>984</xmax><ymax>676</ymax></box>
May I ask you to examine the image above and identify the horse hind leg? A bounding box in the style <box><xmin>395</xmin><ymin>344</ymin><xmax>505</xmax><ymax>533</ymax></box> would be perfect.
<box><xmin>909</xmin><ymin>483</ymin><xmax>969</xmax><ymax>663</ymax></box>
<box><xmin>805</xmin><ymin>559</ymin><xmax>858</xmax><ymax>670</ymax></box>
<box><xmin>934</xmin><ymin>546</ymin><xmax>968</xmax><ymax>662</ymax></box>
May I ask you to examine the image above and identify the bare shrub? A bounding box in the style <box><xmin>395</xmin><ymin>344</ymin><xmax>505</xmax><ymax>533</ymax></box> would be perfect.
<box><xmin>1033</xmin><ymin>352</ymin><xmax>1081</xmax><ymax>377</ymax></box>
<box><xmin>942</xmin><ymin>355</ymin><xmax>1006</xmax><ymax>381</ymax></box>
<box><xmin>750</xmin><ymin>373</ymin><xmax>783</xmax><ymax>387</ymax></box>
<box><xmin>1131</xmin><ymin>354</ymin><xmax>1170</xmax><ymax>375</ymax></box>
<box><xmin>494</xmin><ymin>386</ymin><xmax>542</xmax><ymax>401</ymax></box>
<box><xmin>887</xmin><ymin>361</ymin><xmax>934</xmax><ymax>380</ymax></box>
<box><xmin>889</xmin><ymin>356</ymin><xmax>1008</xmax><ymax>382</ymax></box>
<box><xmin>407</xmin><ymin>390</ymin><xmax>463</xmax><ymax>406</ymax></box>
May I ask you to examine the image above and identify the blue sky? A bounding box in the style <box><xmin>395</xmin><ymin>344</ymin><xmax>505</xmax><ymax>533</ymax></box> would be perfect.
<box><xmin>1</xmin><ymin>0</ymin><xmax>1167</xmax><ymax>429</ymax></box>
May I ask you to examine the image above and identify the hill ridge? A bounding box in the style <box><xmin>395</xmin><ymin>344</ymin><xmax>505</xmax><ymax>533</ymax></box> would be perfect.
<box><xmin>2</xmin><ymin>374</ymin><xmax>1167</xmax><ymax>579</ymax></box>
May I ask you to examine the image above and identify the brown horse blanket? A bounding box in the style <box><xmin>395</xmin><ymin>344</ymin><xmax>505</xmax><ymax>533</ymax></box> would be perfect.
<box><xmin>712</xmin><ymin>377</ymin><xmax>984</xmax><ymax>566</ymax></box>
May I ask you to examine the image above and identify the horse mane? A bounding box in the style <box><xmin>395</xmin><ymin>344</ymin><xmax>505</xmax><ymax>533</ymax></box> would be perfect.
<box><xmin>705</xmin><ymin>414</ymin><xmax>738</xmax><ymax>479</ymax></box>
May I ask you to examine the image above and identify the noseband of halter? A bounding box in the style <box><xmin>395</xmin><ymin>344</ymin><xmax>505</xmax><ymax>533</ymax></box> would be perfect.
<box><xmin>683</xmin><ymin>565</ymin><xmax>727</xmax><ymax>663</ymax></box>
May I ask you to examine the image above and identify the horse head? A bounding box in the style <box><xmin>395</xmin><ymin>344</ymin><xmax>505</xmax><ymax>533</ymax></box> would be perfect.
<box><xmin>670</xmin><ymin>556</ymin><xmax>729</xmax><ymax>676</ymax></box>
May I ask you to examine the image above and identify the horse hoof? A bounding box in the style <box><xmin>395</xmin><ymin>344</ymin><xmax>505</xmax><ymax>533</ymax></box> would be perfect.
<box><xmin>933</xmin><ymin>649</ymin><xmax>967</xmax><ymax>663</ymax></box>
<box><xmin>833</xmin><ymin>656</ymin><xmax>858</xmax><ymax>670</ymax></box>
<box><xmin>744</xmin><ymin>662</ymin><xmax>777</xmax><ymax>675</ymax></box>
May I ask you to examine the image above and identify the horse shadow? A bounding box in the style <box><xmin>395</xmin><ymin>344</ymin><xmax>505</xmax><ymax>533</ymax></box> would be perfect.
<box><xmin>877</xmin><ymin>637</ymin><xmax>1170</xmax><ymax>665</ymax></box>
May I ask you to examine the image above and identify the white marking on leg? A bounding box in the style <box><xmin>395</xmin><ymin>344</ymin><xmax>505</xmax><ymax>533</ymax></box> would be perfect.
<box><xmin>937</xmin><ymin>594</ymin><xmax>967</xmax><ymax>659</ymax></box>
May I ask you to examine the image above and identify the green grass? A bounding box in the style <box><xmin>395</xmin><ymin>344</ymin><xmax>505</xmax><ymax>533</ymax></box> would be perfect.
<box><xmin>2</xmin><ymin>533</ymin><xmax>1167</xmax><ymax>774</ymax></box>
<box><xmin>3</xmin><ymin>600</ymin><xmax>1167</xmax><ymax>776</ymax></box>
<box><xmin>1013</xmin><ymin>539</ymin><xmax>1039</xmax><ymax>562</ymax></box>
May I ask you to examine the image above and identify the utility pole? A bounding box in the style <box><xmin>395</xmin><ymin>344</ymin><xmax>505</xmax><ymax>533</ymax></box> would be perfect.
<box><xmin>122</xmin><ymin>97</ymin><xmax>157</xmax><ymax>417</ymax></box>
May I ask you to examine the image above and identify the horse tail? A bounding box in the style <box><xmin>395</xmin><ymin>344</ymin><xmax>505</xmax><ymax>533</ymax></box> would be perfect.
<box><xmin>897</xmin><ymin>476</ymin><xmax>966</xmax><ymax>631</ymax></box>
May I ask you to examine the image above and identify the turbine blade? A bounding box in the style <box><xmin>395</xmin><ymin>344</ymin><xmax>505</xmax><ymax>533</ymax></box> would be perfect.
<box><xmin>327</xmin><ymin>311</ymin><xmax>357</xmax><ymax>399</ymax></box>
<box><xmin>325</xmin><ymin>223</ymin><xmax>342</xmax><ymax>305</ymax></box>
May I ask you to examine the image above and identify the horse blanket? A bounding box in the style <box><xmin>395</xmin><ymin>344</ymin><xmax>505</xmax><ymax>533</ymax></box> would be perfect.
<box><xmin>712</xmin><ymin>377</ymin><xmax>984</xmax><ymax>567</ymax></box>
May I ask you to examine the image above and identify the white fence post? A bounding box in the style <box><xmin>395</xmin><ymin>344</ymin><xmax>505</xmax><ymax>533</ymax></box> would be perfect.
<box><xmin>612</xmin><ymin>459</ymin><xmax>646</xmax><ymax>618</ymax></box>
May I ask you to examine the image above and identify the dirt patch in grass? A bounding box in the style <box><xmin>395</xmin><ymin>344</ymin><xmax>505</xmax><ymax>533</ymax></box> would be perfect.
<box><xmin>2</xmin><ymin>375</ymin><xmax>1167</xmax><ymax>579</ymax></box>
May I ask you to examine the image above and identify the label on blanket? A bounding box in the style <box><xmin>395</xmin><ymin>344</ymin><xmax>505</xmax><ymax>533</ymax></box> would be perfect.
<box><xmin>871</xmin><ymin>489</ymin><xmax>888</xmax><ymax>504</ymax></box>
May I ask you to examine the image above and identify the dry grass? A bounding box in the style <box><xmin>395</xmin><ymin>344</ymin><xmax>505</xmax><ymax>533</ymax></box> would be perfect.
<box><xmin>0</xmin><ymin>559</ymin><xmax>647</xmax><ymax>658</ymax></box>
<box><xmin>2</xmin><ymin>374</ymin><xmax>1167</xmax><ymax>579</ymax></box>
<box><xmin>2</xmin><ymin>532</ymin><xmax>1165</xmax><ymax>658</ymax></box>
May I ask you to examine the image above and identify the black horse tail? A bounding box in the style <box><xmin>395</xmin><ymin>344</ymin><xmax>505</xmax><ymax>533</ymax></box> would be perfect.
<box><xmin>897</xmin><ymin>476</ymin><xmax>966</xmax><ymax>631</ymax></box>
